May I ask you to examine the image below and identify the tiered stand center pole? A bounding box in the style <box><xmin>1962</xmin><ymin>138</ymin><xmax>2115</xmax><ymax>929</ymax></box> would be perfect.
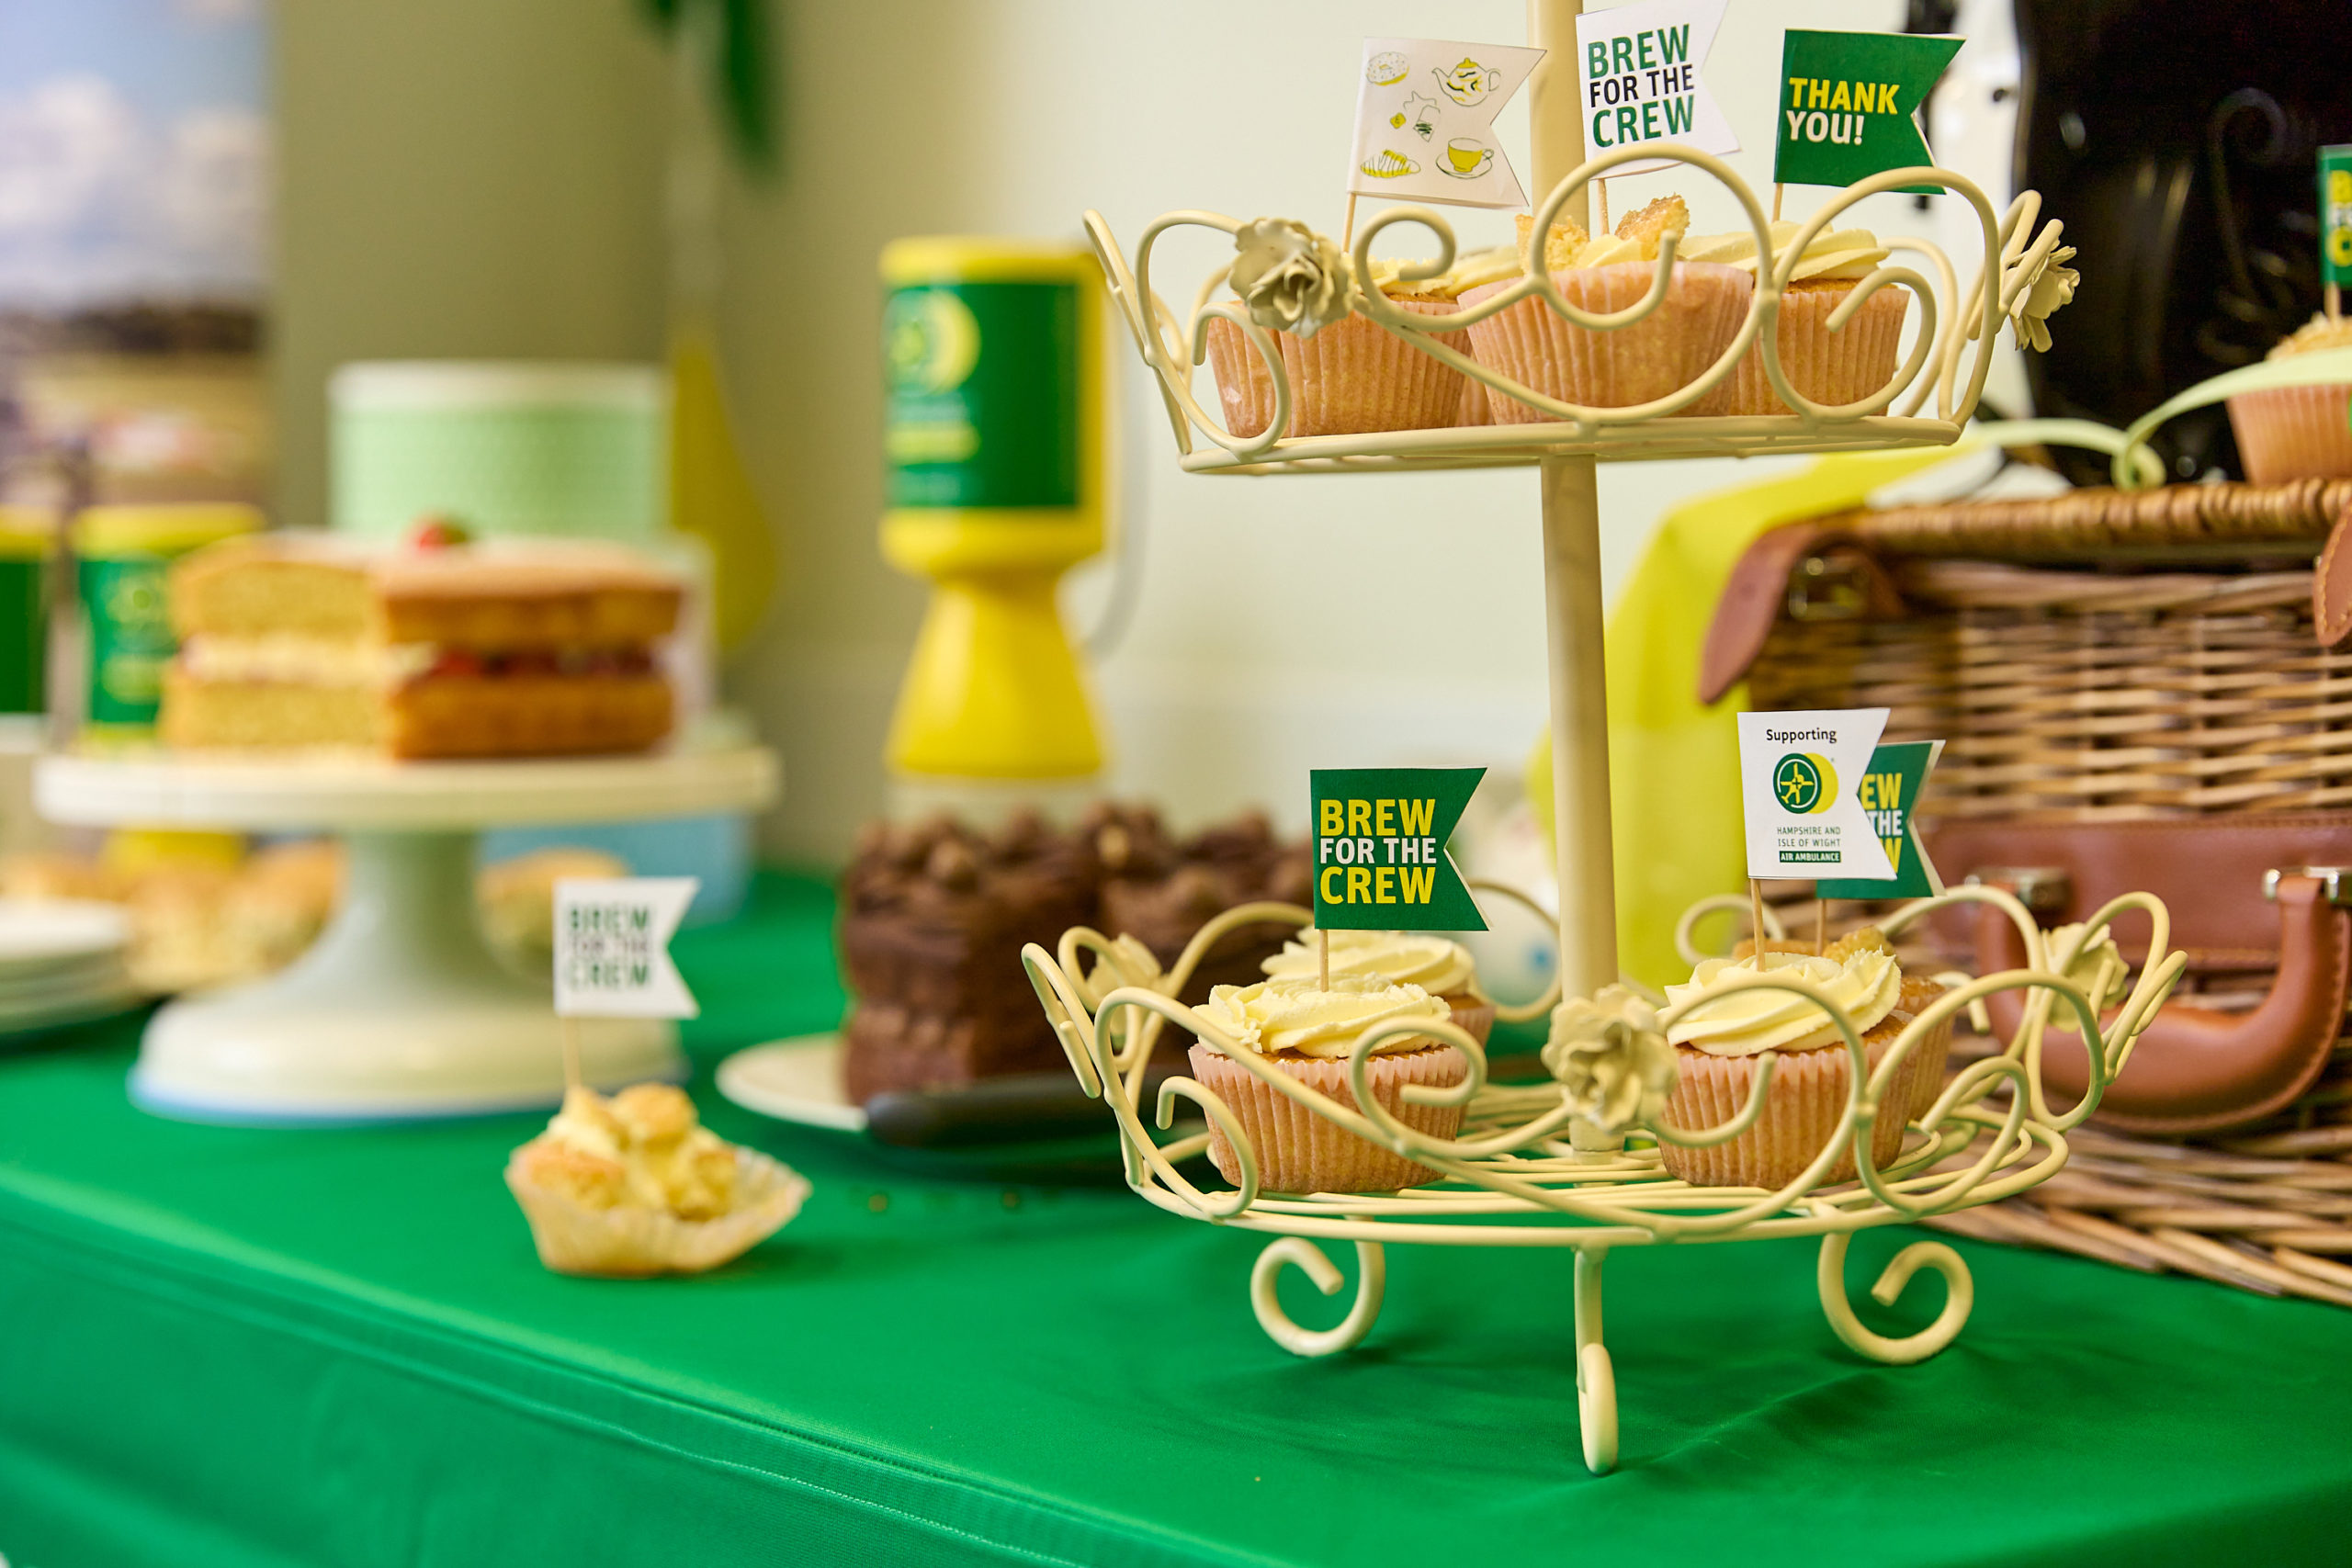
<box><xmin>1530</xmin><ymin>0</ymin><xmax>1619</xmax><ymax>1004</ymax></box>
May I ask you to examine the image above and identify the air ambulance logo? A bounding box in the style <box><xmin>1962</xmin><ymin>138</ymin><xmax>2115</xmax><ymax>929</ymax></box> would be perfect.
<box><xmin>1773</xmin><ymin>752</ymin><xmax>1836</xmax><ymax>815</ymax></box>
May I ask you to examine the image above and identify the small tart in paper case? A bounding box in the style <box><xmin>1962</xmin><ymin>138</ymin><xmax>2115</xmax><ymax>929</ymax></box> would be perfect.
<box><xmin>507</xmin><ymin>1084</ymin><xmax>810</xmax><ymax>1277</ymax></box>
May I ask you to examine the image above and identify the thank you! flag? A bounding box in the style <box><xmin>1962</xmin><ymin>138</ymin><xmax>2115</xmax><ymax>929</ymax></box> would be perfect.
<box><xmin>1573</xmin><ymin>0</ymin><xmax>1736</xmax><ymax>178</ymax></box>
<box><xmin>1815</xmin><ymin>739</ymin><xmax>1945</xmax><ymax>899</ymax></box>
<box><xmin>1348</xmin><ymin>38</ymin><xmax>1544</xmax><ymax>209</ymax></box>
<box><xmin>1735</xmin><ymin>709</ymin><xmax>1894</xmax><ymax>882</ymax></box>
<box><xmin>553</xmin><ymin>877</ymin><xmax>701</xmax><ymax>1019</ymax></box>
<box><xmin>1772</xmin><ymin>29</ymin><xmax>1961</xmax><ymax>193</ymax></box>
<box><xmin>1310</xmin><ymin>767</ymin><xmax>1487</xmax><ymax>931</ymax></box>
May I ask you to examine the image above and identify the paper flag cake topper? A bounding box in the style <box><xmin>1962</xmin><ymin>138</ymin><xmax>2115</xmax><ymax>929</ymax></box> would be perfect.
<box><xmin>1815</xmin><ymin>739</ymin><xmax>1946</xmax><ymax>900</ymax></box>
<box><xmin>1772</xmin><ymin>29</ymin><xmax>1962</xmax><ymax>195</ymax></box>
<box><xmin>2319</xmin><ymin>145</ymin><xmax>2352</xmax><ymax>287</ymax></box>
<box><xmin>1310</xmin><ymin>767</ymin><xmax>1488</xmax><ymax>932</ymax></box>
<box><xmin>1572</xmin><ymin>0</ymin><xmax>1737</xmax><ymax>179</ymax></box>
<box><xmin>553</xmin><ymin>877</ymin><xmax>702</xmax><ymax>1020</ymax></box>
<box><xmin>1735</xmin><ymin>708</ymin><xmax>1896</xmax><ymax>883</ymax></box>
<box><xmin>1348</xmin><ymin>38</ymin><xmax>1545</xmax><ymax>209</ymax></box>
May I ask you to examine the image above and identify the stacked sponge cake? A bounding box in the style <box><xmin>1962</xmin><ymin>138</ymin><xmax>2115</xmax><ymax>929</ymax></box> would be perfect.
<box><xmin>161</xmin><ymin>534</ymin><xmax>681</xmax><ymax>760</ymax></box>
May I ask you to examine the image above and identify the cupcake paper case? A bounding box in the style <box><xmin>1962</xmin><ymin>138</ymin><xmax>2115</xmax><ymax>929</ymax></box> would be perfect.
<box><xmin>1188</xmin><ymin>975</ymin><xmax>1468</xmax><ymax>1194</ymax></box>
<box><xmin>1459</xmin><ymin>197</ymin><xmax>1750</xmax><ymax>421</ymax></box>
<box><xmin>1679</xmin><ymin>221</ymin><xmax>1909</xmax><ymax>415</ymax></box>
<box><xmin>2226</xmin><ymin>317</ymin><xmax>2352</xmax><ymax>482</ymax></box>
<box><xmin>1652</xmin><ymin>932</ymin><xmax>1952</xmax><ymax>1191</ymax></box>
<box><xmin>1203</xmin><ymin>236</ymin><xmax>1508</xmax><ymax>439</ymax></box>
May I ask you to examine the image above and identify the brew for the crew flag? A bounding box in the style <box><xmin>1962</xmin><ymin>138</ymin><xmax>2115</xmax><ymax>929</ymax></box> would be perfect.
<box><xmin>1815</xmin><ymin>739</ymin><xmax>1945</xmax><ymax>900</ymax></box>
<box><xmin>1310</xmin><ymin>767</ymin><xmax>1487</xmax><ymax>931</ymax></box>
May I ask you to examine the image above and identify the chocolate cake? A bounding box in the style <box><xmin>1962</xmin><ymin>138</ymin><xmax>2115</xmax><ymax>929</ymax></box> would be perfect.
<box><xmin>838</xmin><ymin>811</ymin><xmax>1095</xmax><ymax>1101</ymax></box>
<box><xmin>1091</xmin><ymin>805</ymin><xmax>1311</xmax><ymax>1005</ymax></box>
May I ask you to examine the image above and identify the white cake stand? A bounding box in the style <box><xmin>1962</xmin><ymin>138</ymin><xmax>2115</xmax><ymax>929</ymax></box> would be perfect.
<box><xmin>32</xmin><ymin>746</ymin><xmax>780</xmax><ymax>1122</ymax></box>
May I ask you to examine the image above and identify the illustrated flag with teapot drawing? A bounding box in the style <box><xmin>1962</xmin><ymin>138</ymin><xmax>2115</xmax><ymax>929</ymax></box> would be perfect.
<box><xmin>1572</xmin><ymin>0</ymin><xmax>1738</xmax><ymax>179</ymax></box>
<box><xmin>1348</xmin><ymin>38</ymin><xmax>1545</xmax><ymax>209</ymax></box>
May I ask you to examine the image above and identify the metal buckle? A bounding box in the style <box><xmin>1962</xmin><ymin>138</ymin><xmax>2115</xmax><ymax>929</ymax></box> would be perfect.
<box><xmin>1785</xmin><ymin>555</ymin><xmax>1871</xmax><ymax>622</ymax></box>
<box><xmin>1964</xmin><ymin>865</ymin><xmax>2072</xmax><ymax>914</ymax></box>
<box><xmin>2263</xmin><ymin>866</ymin><xmax>2352</xmax><ymax>905</ymax></box>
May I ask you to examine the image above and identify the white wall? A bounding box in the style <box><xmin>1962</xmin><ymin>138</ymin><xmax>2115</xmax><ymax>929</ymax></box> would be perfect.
<box><xmin>718</xmin><ymin>0</ymin><xmax>2042</xmax><ymax>863</ymax></box>
<box><xmin>273</xmin><ymin>0</ymin><xmax>670</xmax><ymax>532</ymax></box>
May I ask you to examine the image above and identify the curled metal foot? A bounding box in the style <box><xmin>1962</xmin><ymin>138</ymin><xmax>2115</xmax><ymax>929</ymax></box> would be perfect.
<box><xmin>1578</xmin><ymin>1343</ymin><xmax>1617</xmax><ymax>1474</ymax></box>
<box><xmin>1817</xmin><ymin>1232</ymin><xmax>1973</xmax><ymax>1365</ymax></box>
<box><xmin>1574</xmin><ymin>1247</ymin><xmax>1618</xmax><ymax>1474</ymax></box>
<box><xmin>1250</xmin><ymin>1238</ymin><xmax>1385</xmax><ymax>1357</ymax></box>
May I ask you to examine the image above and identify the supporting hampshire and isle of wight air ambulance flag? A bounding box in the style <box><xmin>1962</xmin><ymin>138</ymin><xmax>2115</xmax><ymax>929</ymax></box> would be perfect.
<box><xmin>1573</xmin><ymin>0</ymin><xmax>1736</xmax><ymax>178</ymax></box>
<box><xmin>1772</xmin><ymin>29</ymin><xmax>1961</xmax><ymax>194</ymax></box>
<box><xmin>1734</xmin><ymin>709</ymin><xmax>1894</xmax><ymax>883</ymax></box>
<box><xmin>1348</xmin><ymin>38</ymin><xmax>1544</xmax><ymax>209</ymax></box>
<box><xmin>1310</xmin><ymin>767</ymin><xmax>1487</xmax><ymax>931</ymax></box>
<box><xmin>1816</xmin><ymin>739</ymin><xmax>1945</xmax><ymax>901</ymax></box>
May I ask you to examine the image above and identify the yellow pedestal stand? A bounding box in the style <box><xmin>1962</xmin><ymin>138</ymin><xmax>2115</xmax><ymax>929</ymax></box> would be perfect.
<box><xmin>878</xmin><ymin>239</ymin><xmax>1108</xmax><ymax>792</ymax></box>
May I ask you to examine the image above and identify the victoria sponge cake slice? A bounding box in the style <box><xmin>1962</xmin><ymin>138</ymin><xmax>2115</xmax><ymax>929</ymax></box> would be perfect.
<box><xmin>160</xmin><ymin>533</ymin><xmax>683</xmax><ymax>760</ymax></box>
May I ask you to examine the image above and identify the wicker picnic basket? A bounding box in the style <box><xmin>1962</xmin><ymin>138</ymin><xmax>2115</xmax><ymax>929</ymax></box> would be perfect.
<box><xmin>1704</xmin><ymin>477</ymin><xmax>2352</xmax><ymax>1305</ymax></box>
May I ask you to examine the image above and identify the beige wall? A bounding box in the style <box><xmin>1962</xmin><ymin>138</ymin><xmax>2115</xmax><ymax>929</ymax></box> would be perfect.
<box><xmin>272</xmin><ymin>0</ymin><xmax>670</xmax><ymax>531</ymax></box>
<box><xmin>276</xmin><ymin>0</ymin><xmax>2020</xmax><ymax>867</ymax></box>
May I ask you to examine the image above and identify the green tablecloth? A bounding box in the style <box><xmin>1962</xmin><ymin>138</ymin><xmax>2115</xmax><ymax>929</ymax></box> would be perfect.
<box><xmin>4</xmin><ymin>872</ymin><xmax>2351</xmax><ymax>1566</ymax></box>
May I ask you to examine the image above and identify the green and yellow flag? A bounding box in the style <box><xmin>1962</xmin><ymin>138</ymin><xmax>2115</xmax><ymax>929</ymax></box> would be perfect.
<box><xmin>1772</xmin><ymin>29</ymin><xmax>1961</xmax><ymax>193</ymax></box>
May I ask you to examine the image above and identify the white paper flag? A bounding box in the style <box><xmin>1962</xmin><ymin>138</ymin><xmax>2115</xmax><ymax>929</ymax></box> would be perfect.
<box><xmin>1347</xmin><ymin>37</ymin><xmax>1545</xmax><ymax>209</ymax></box>
<box><xmin>1735</xmin><ymin>709</ymin><xmax>1895</xmax><ymax>882</ymax></box>
<box><xmin>1572</xmin><ymin>0</ymin><xmax>1737</xmax><ymax>179</ymax></box>
<box><xmin>553</xmin><ymin>877</ymin><xmax>701</xmax><ymax>1020</ymax></box>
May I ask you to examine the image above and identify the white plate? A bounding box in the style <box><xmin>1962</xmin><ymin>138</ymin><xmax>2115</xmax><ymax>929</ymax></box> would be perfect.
<box><xmin>0</xmin><ymin>964</ymin><xmax>134</xmax><ymax>1010</ymax></box>
<box><xmin>715</xmin><ymin>1034</ymin><xmax>865</xmax><ymax>1133</ymax></box>
<box><xmin>0</xmin><ymin>983</ymin><xmax>144</xmax><ymax>1038</ymax></box>
<box><xmin>0</xmin><ymin>900</ymin><xmax>130</xmax><ymax>972</ymax></box>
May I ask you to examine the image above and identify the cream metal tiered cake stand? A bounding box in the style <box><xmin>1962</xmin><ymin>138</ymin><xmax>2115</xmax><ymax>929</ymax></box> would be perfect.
<box><xmin>1027</xmin><ymin>0</ymin><xmax>2188</xmax><ymax>1474</ymax></box>
<box><xmin>33</xmin><ymin>744</ymin><xmax>777</xmax><ymax>1122</ymax></box>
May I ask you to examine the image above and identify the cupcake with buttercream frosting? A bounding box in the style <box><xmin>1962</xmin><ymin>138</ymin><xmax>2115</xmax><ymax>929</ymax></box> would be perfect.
<box><xmin>1203</xmin><ymin>221</ymin><xmax>1483</xmax><ymax>439</ymax></box>
<box><xmin>1188</xmin><ymin>975</ymin><xmax>1465</xmax><ymax>1193</ymax></box>
<box><xmin>1456</xmin><ymin>195</ymin><xmax>1752</xmax><ymax>421</ymax></box>
<box><xmin>1655</xmin><ymin>929</ymin><xmax>1950</xmax><ymax>1190</ymax></box>
<box><xmin>2226</xmin><ymin>314</ymin><xmax>2352</xmax><ymax>482</ymax></box>
<box><xmin>1679</xmin><ymin>221</ymin><xmax>1907</xmax><ymax>415</ymax></box>
<box><xmin>1259</xmin><ymin>929</ymin><xmax>1494</xmax><ymax>1045</ymax></box>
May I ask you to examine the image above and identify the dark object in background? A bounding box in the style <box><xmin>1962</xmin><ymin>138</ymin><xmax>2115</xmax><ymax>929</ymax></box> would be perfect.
<box><xmin>1090</xmin><ymin>804</ymin><xmax>1310</xmax><ymax>1004</ymax></box>
<box><xmin>2015</xmin><ymin>0</ymin><xmax>2352</xmax><ymax>484</ymax></box>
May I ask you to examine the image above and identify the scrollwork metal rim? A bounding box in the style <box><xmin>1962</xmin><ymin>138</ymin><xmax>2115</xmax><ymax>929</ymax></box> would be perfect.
<box><xmin>1081</xmin><ymin>146</ymin><xmax>2071</xmax><ymax>473</ymax></box>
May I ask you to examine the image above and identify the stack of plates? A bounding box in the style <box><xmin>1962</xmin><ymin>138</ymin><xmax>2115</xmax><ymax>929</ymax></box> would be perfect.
<box><xmin>0</xmin><ymin>900</ymin><xmax>142</xmax><ymax>1038</ymax></box>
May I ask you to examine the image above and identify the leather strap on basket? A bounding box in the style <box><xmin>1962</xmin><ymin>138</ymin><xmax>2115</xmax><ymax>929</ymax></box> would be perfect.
<box><xmin>1697</xmin><ymin>519</ymin><xmax>1895</xmax><ymax>705</ymax></box>
<box><xmin>2314</xmin><ymin>491</ymin><xmax>2352</xmax><ymax>650</ymax></box>
<box><xmin>1937</xmin><ymin>817</ymin><xmax>2352</xmax><ymax>1136</ymax></box>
